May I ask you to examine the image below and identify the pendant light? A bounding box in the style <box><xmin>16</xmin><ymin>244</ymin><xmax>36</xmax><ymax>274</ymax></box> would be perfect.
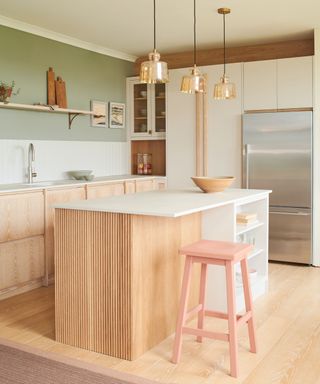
<box><xmin>213</xmin><ymin>8</ymin><xmax>236</xmax><ymax>99</ymax></box>
<box><xmin>140</xmin><ymin>0</ymin><xmax>169</xmax><ymax>84</ymax></box>
<box><xmin>180</xmin><ymin>0</ymin><xmax>206</xmax><ymax>93</ymax></box>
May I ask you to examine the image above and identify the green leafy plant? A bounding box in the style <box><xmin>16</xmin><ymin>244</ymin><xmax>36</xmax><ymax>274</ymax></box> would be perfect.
<box><xmin>0</xmin><ymin>80</ymin><xmax>20</xmax><ymax>103</ymax></box>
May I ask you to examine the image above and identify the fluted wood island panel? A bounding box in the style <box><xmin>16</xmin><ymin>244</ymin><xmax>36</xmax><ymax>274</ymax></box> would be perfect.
<box><xmin>55</xmin><ymin>209</ymin><xmax>201</xmax><ymax>360</ymax></box>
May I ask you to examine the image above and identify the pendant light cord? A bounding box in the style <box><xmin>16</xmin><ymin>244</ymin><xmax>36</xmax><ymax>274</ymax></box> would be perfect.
<box><xmin>153</xmin><ymin>0</ymin><xmax>156</xmax><ymax>51</ymax></box>
<box><xmin>223</xmin><ymin>13</ymin><xmax>226</xmax><ymax>75</ymax></box>
<box><xmin>194</xmin><ymin>0</ymin><xmax>197</xmax><ymax>66</ymax></box>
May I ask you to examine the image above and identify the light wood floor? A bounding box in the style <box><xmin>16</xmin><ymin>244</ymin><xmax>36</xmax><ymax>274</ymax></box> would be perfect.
<box><xmin>0</xmin><ymin>262</ymin><xmax>320</xmax><ymax>384</ymax></box>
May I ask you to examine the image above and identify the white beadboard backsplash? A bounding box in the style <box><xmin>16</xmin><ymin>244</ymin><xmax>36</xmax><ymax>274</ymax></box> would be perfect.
<box><xmin>0</xmin><ymin>140</ymin><xmax>129</xmax><ymax>184</ymax></box>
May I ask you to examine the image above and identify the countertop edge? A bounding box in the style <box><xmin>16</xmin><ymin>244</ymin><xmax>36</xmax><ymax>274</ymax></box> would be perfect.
<box><xmin>0</xmin><ymin>175</ymin><xmax>166</xmax><ymax>194</ymax></box>
<box><xmin>54</xmin><ymin>189</ymin><xmax>271</xmax><ymax>218</ymax></box>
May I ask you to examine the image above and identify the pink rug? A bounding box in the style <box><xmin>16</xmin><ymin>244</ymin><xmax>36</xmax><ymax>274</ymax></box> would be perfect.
<box><xmin>0</xmin><ymin>338</ymin><xmax>160</xmax><ymax>384</ymax></box>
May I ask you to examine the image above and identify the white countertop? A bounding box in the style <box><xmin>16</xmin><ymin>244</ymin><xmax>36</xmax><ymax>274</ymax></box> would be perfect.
<box><xmin>0</xmin><ymin>175</ymin><xmax>165</xmax><ymax>193</ymax></box>
<box><xmin>54</xmin><ymin>188</ymin><xmax>271</xmax><ymax>217</ymax></box>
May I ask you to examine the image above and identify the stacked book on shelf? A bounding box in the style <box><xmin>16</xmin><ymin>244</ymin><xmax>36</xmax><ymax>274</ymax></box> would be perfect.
<box><xmin>236</xmin><ymin>212</ymin><xmax>258</xmax><ymax>225</ymax></box>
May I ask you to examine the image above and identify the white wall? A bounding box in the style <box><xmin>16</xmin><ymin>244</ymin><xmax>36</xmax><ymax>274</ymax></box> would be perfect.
<box><xmin>203</xmin><ymin>63</ymin><xmax>243</xmax><ymax>187</ymax></box>
<box><xmin>0</xmin><ymin>140</ymin><xmax>129</xmax><ymax>184</ymax></box>
<box><xmin>166</xmin><ymin>68</ymin><xmax>196</xmax><ymax>189</ymax></box>
<box><xmin>167</xmin><ymin>63</ymin><xmax>242</xmax><ymax>189</ymax></box>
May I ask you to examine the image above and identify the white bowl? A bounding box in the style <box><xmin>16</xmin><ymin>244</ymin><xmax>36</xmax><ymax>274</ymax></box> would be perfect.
<box><xmin>68</xmin><ymin>170</ymin><xmax>93</xmax><ymax>180</ymax></box>
<box><xmin>140</xmin><ymin>91</ymin><xmax>147</xmax><ymax>98</ymax></box>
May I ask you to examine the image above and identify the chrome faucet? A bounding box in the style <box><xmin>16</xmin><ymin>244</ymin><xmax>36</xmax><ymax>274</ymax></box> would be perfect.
<box><xmin>27</xmin><ymin>143</ymin><xmax>37</xmax><ymax>183</ymax></box>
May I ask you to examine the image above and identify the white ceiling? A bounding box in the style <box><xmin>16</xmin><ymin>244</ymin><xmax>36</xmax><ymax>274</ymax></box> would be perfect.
<box><xmin>0</xmin><ymin>0</ymin><xmax>319</xmax><ymax>61</ymax></box>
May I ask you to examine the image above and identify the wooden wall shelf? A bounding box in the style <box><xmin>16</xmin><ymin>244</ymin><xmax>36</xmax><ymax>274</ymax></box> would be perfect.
<box><xmin>0</xmin><ymin>102</ymin><xmax>94</xmax><ymax>129</ymax></box>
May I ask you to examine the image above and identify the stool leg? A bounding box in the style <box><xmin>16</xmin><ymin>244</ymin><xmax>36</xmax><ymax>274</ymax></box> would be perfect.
<box><xmin>240</xmin><ymin>257</ymin><xmax>257</xmax><ymax>353</ymax></box>
<box><xmin>197</xmin><ymin>263</ymin><xmax>207</xmax><ymax>342</ymax></box>
<box><xmin>172</xmin><ymin>256</ymin><xmax>193</xmax><ymax>363</ymax></box>
<box><xmin>225</xmin><ymin>261</ymin><xmax>238</xmax><ymax>378</ymax></box>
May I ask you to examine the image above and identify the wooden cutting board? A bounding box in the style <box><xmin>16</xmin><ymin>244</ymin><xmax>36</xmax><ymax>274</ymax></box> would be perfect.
<box><xmin>55</xmin><ymin>76</ymin><xmax>67</xmax><ymax>108</ymax></box>
<box><xmin>47</xmin><ymin>67</ymin><xmax>56</xmax><ymax>105</ymax></box>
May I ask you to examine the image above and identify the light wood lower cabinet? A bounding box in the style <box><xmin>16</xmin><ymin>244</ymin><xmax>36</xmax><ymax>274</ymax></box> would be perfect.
<box><xmin>86</xmin><ymin>182</ymin><xmax>125</xmax><ymax>199</ymax></box>
<box><xmin>154</xmin><ymin>178</ymin><xmax>167</xmax><ymax>190</ymax></box>
<box><xmin>0</xmin><ymin>192</ymin><xmax>44</xmax><ymax>243</ymax></box>
<box><xmin>0</xmin><ymin>177</ymin><xmax>166</xmax><ymax>299</ymax></box>
<box><xmin>45</xmin><ymin>186</ymin><xmax>86</xmax><ymax>279</ymax></box>
<box><xmin>0</xmin><ymin>236</ymin><xmax>44</xmax><ymax>293</ymax></box>
<box><xmin>124</xmin><ymin>181</ymin><xmax>136</xmax><ymax>194</ymax></box>
<box><xmin>0</xmin><ymin>191</ymin><xmax>45</xmax><ymax>298</ymax></box>
<box><xmin>135</xmin><ymin>179</ymin><xmax>155</xmax><ymax>192</ymax></box>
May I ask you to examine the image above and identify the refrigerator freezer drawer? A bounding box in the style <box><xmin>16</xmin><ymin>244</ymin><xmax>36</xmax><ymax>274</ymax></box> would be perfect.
<box><xmin>269</xmin><ymin>210</ymin><xmax>312</xmax><ymax>264</ymax></box>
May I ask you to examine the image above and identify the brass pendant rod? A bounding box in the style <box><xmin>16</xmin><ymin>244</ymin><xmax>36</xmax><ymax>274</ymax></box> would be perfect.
<box><xmin>153</xmin><ymin>0</ymin><xmax>156</xmax><ymax>51</ymax></box>
<box><xmin>194</xmin><ymin>0</ymin><xmax>197</xmax><ymax>66</ymax></box>
<box><xmin>223</xmin><ymin>13</ymin><xmax>226</xmax><ymax>75</ymax></box>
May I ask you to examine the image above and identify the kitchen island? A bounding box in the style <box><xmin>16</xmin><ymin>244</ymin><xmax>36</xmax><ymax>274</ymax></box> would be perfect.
<box><xmin>54</xmin><ymin>188</ymin><xmax>270</xmax><ymax>360</ymax></box>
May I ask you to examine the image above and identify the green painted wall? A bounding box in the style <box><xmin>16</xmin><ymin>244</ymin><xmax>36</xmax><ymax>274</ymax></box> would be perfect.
<box><xmin>0</xmin><ymin>25</ymin><xmax>134</xmax><ymax>141</ymax></box>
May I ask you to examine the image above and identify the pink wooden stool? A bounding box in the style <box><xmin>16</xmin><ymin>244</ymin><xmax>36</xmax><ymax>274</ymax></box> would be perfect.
<box><xmin>172</xmin><ymin>239</ymin><xmax>257</xmax><ymax>378</ymax></box>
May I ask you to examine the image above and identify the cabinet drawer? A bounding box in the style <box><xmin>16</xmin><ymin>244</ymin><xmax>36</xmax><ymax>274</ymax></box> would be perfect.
<box><xmin>0</xmin><ymin>235</ymin><xmax>45</xmax><ymax>291</ymax></box>
<box><xmin>0</xmin><ymin>192</ymin><xmax>44</xmax><ymax>243</ymax></box>
<box><xmin>154</xmin><ymin>179</ymin><xmax>167</xmax><ymax>190</ymax></box>
<box><xmin>135</xmin><ymin>180</ymin><xmax>154</xmax><ymax>192</ymax></box>
<box><xmin>125</xmin><ymin>181</ymin><xmax>136</xmax><ymax>194</ymax></box>
<box><xmin>87</xmin><ymin>183</ymin><xmax>125</xmax><ymax>199</ymax></box>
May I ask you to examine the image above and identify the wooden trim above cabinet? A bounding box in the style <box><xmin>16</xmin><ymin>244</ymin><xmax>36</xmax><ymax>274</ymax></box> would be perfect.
<box><xmin>134</xmin><ymin>39</ymin><xmax>314</xmax><ymax>73</ymax></box>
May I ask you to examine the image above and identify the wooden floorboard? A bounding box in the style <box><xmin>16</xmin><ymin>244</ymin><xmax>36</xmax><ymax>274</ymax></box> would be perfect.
<box><xmin>0</xmin><ymin>262</ymin><xmax>319</xmax><ymax>383</ymax></box>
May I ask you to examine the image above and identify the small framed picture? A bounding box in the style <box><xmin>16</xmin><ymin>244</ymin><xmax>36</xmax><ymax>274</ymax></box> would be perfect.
<box><xmin>91</xmin><ymin>100</ymin><xmax>107</xmax><ymax>127</ymax></box>
<box><xmin>109</xmin><ymin>102</ymin><xmax>125</xmax><ymax>128</ymax></box>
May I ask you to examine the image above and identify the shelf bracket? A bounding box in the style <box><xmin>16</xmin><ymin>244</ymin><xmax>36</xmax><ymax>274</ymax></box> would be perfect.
<box><xmin>68</xmin><ymin>113</ymin><xmax>81</xmax><ymax>129</ymax></box>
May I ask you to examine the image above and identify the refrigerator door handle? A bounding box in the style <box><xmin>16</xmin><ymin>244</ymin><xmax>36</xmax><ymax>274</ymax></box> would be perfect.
<box><xmin>270</xmin><ymin>210</ymin><xmax>311</xmax><ymax>216</ymax></box>
<box><xmin>244</xmin><ymin>144</ymin><xmax>250</xmax><ymax>189</ymax></box>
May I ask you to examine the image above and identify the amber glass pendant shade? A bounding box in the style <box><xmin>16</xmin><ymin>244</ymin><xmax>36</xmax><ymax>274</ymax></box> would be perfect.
<box><xmin>140</xmin><ymin>50</ymin><xmax>169</xmax><ymax>84</ymax></box>
<box><xmin>181</xmin><ymin>65</ymin><xmax>206</xmax><ymax>93</ymax></box>
<box><xmin>213</xmin><ymin>8</ymin><xmax>236</xmax><ymax>100</ymax></box>
<box><xmin>213</xmin><ymin>74</ymin><xmax>236</xmax><ymax>99</ymax></box>
<box><xmin>180</xmin><ymin>0</ymin><xmax>206</xmax><ymax>94</ymax></box>
<box><xmin>139</xmin><ymin>0</ymin><xmax>169</xmax><ymax>84</ymax></box>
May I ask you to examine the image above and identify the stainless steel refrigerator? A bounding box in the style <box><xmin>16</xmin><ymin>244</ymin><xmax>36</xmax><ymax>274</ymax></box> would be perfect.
<box><xmin>242</xmin><ymin>111</ymin><xmax>312</xmax><ymax>264</ymax></box>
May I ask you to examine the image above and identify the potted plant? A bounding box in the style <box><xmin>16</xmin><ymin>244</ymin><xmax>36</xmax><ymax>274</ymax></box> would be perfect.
<box><xmin>0</xmin><ymin>81</ymin><xmax>20</xmax><ymax>103</ymax></box>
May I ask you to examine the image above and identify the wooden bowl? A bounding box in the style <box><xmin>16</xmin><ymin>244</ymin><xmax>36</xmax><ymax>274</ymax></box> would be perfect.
<box><xmin>191</xmin><ymin>176</ymin><xmax>235</xmax><ymax>193</ymax></box>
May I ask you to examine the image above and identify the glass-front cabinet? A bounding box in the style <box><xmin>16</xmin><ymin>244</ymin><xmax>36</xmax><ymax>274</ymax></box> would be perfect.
<box><xmin>127</xmin><ymin>77</ymin><xmax>166</xmax><ymax>138</ymax></box>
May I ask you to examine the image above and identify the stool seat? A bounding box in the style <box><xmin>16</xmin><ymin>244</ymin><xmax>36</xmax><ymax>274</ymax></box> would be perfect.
<box><xmin>172</xmin><ymin>239</ymin><xmax>257</xmax><ymax>378</ymax></box>
<box><xmin>179</xmin><ymin>239</ymin><xmax>253</xmax><ymax>261</ymax></box>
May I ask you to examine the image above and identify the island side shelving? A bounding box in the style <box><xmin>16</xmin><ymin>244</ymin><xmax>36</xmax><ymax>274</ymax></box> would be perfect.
<box><xmin>203</xmin><ymin>192</ymin><xmax>269</xmax><ymax>312</ymax></box>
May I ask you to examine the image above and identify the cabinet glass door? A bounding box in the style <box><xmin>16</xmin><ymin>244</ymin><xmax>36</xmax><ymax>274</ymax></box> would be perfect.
<box><xmin>154</xmin><ymin>84</ymin><xmax>166</xmax><ymax>134</ymax></box>
<box><xmin>133</xmin><ymin>83</ymin><xmax>148</xmax><ymax>134</ymax></box>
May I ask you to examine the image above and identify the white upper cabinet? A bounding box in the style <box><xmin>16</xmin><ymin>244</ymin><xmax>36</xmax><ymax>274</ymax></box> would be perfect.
<box><xmin>243</xmin><ymin>56</ymin><xmax>313</xmax><ymax>111</ymax></box>
<box><xmin>243</xmin><ymin>60</ymin><xmax>277</xmax><ymax>111</ymax></box>
<box><xmin>277</xmin><ymin>56</ymin><xmax>313</xmax><ymax>109</ymax></box>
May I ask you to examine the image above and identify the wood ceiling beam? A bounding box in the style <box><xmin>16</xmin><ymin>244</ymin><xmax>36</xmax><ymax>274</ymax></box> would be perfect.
<box><xmin>134</xmin><ymin>39</ymin><xmax>314</xmax><ymax>74</ymax></box>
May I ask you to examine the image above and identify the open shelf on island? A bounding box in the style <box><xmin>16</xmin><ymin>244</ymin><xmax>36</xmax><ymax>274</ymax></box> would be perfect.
<box><xmin>0</xmin><ymin>102</ymin><xmax>94</xmax><ymax>129</ymax></box>
<box><xmin>236</xmin><ymin>221</ymin><xmax>264</xmax><ymax>235</ymax></box>
<box><xmin>248</xmin><ymin>248</ymin><xmax>264</xmax><ymax>260</ymax></box>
